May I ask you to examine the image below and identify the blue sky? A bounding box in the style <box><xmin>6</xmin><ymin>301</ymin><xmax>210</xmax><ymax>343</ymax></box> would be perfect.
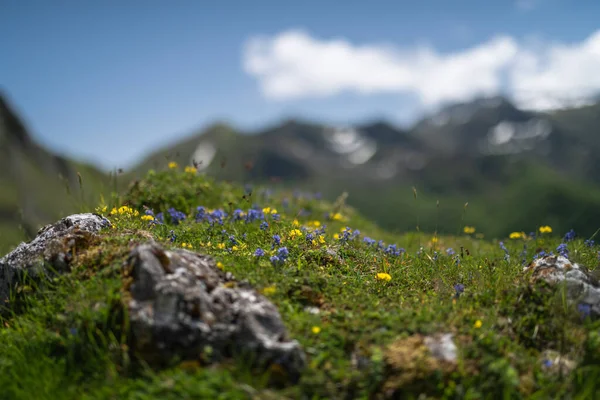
<box><xmin>2</xmin><ymin>0</ymin><xmax>600</xmax><ymax>170</ymax></box>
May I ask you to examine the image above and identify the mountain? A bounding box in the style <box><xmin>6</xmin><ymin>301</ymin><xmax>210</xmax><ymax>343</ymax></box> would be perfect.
<box><xmin>130</xmin><ymin>95</ymin><xmax>600</xmax><ymax>239</ymax></box>
<box><xmin>0</xmin><ymin>92</ymin><xmax>110</xmax><ymax>252</ymax></box>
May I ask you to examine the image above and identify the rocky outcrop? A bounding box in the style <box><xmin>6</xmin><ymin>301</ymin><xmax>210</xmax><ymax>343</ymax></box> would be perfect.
<box><xmin>524</xmin><ymin>255</ymin><xmax>600</xmax><ymax>319</ymax></box>
<box><xmin>0</xmin><ymin>213</ymin><xmax>110</xmax><ymax>306</ymax></box>
<box><xmin>123</xmin><ymin>242</ymin><xmax>306</xmax><ymax>382</ymax></box>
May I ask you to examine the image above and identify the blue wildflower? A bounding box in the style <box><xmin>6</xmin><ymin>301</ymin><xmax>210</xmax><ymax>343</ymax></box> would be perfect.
<box><xmin>446</xmin><ymin>248</ymin><xmax>456</xmax><ymax>256</ymax></box>
<box><xmin>542</xmin><ymin>359</ymin><xmax>553</xmax><ymax>368</ymax></box>
<box><xmin>578</xmin><ymin>303</ymin><xmax>591</xmax><ymax>319</ymax></box>
<box><xmin>156</xmin><ymin>212</ymin><xmax>164</xmax><ymax>223</ymax></box>
<box><xmin>169</xmin><ymin>230</ymin><xmax>176</xmax><ymax>243</ymax></box>
<box><xmin>306</xmin><ymin>233</ymin><xmax>315</xmax><ymax>242</ymax></box>
<box><xmin>499</xmin><ymin>241</ymin><xmax>510</xmax><ymax>261</ymax></box>
<box><xmin>363</xmin><ymin>237</ymin><xmax>376</xmax><ymax>246</ymax></box>
<box><xmin>272</xmin><ymin>234</ymin><xmax>281</xmax><ymax>246</ymax></box>
<box><xmin>254</xmin><ymin>248</ymin><xmax>265</xmax><ymax>257</ymax></box>
<box><xmin>277</xmin><ymin>247</ymin><xmax>289</xmax><ymax>260</ymax></box>
<box><xmin>229</xmin><ymin>235</ymin><xmax>237</xmax><ymax>245</ymax></box>
<box><xmin>454</xmin><ymin>284</ymin><xmax>465</xmax><ymax>298</ymax></box>
<box><xmin>260</xmin><ymin>221</ymin><xmax>269</xmax><ymax>231</ymax></box>
<box><xmin>556</xmin><ymin>243</ymin><xmax>569</xmax><ymax>258</ymax></box>
<box><xmin>585</xmin><ymin>239</ymin><xmax>595</xmax><ymax>248</ymax></box>
<box><xmin>167</xmin><ymin>208</ymin><xmax>186</xmax><ymax>225</ymax></box>
<box><xmin>563</xmin><ymin>229</ymin><xmax>576</xmax><ymax>242</ymax></box>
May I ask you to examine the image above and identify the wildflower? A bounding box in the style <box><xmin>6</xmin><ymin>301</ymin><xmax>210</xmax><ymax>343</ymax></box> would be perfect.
<box><xmin>277</xmin><ymin>247</ymin><xmax>289</xmax><ymax>260</ymax></box>
<box><xmin>509</xmin><ymin>232</ymin><xmax>524</xmax><ymax>239</ymax></box>
<box><xmin>167</xmin><ymin>208</ymin><xmax>186</xmax><ymax>225</ymax></box>
<box><xmin>184</xmin><ymin>166</ymin><xmax>196</xmax><ymax>174</ymax></box>
<box><xmin>270</xmin><ymin>255</ymin><xmax>282</xmax><ymax>266</ymax></box>
<box><xmin>262</xmin><ymin>207</ymin><xmax>278</xmax><ymax>215</ymax></box>
<box><xmin>578</xmin><ymin>303</ymin><xmax>591</xmax><ymax>319</ymax></box>
<box><xmin>542</xmin><ymin>359</ymin><xmax>553</xmax><ymax>368</ymax></box>
<box><xmin>168</xmin><ymin>230</ymin><xmax>177</xmax><ymax>243</ymax></box>
<box><xmin>376</xmin><ymin>272</ymin><xmax>392</xmax><ymax>282</ymax></box>
<box><xmin>584</xmin><ymin>239</ymin><xmax>595</xmax><ymax>247</ymax></box>
<box><xmin>141</xmin><ymin>215</ymin><xmax>154</xmax><ymax>221</ymax></box>
<box><xmin>474</xmin><ymin>320</ymin><xmax>483</xmax><ymax>329</ymax></box>
<box><xmin>311</xmin><ymin>326</ymin><xmax>321</xmax><ymax>334</ymax></box>
<box><xmin>431</xmin><ymin>236</ymin><xmax>439</xmax><ymax>244</ymax></box>
<box><xmin>231</xmin><ymin>245</ymin><xmax>239</xmax><ymax>251</ymax></box>
<box><xmin>260</xmin><ymin>221</ymin><xmax>269</xmax><ymax>231</ymax></box>
<box><xmin>333</xmin><ymin>233</ymin><xmax>340</xmax><ymax>240</ymax></box>
<box><xmin>331</xmin><ymin>212</ymin><xmax>343</xmax><ymax>221</ymax></box>
<box><xmin>293</xmin><ymin>219</ymin><xmax>300</xmax><ymax>226</ymax></box>
<box><xmin>254</xmin><ymin>248</ymin><xmax>265</xmax><ymax>257</ymax></box>
<box><xmin>454</xmin><ymin>284</ymin><xmax>465</xmax><ymax>298</ymax></box>
<box><xmin>272</xmin><ymin>234</ymin><xmax>281</xmax><ymax>246</ymax></box>
<box><xmin>168</xmin><ymin>161</ymin><xmax>178</xmax><ymax>169</ymax></box>
<box><xmin>563</xmin><ymin>229</ymin><xmax>576</xmax><ymax>242</ymax></box>
<box><xmin>289</xmin><ymin>229</ymin><xmax>303</xmax><ymax>239</ymax></box>
<box><xmin>228</xmin><ymin>235</ymin><xmax>237</xmax><ymax>245</ymax></box>
<box><xmin>499</xmin><ymin>241</ymin><xmax>510</xmax><ymax>261</ymax></box>
<box><xmin>539</xmin><ymin>226</ymin><xmax>552</xmax><ymax>234</ymax></box>
<box><xmin>556</xmin><ymin>243</ymin><xmax>569</xmax><ymax>258</ymax></box>
<box><xmin>463</xmin><ymin>226</ymin><xmax>476</xmax><ymax>234</ymax></box>
<box><xmin>446</xmin><ymin>248</ymin><xmax>456</xmax><ymax>256</ymax></box>
<box><xmin>363</xmin><ymin>237</ymin><xmax>376</xmax><ymax>246</ymax></box>
<box><xmin>262</xmin><ymin>286</ymin><xmax>276</xmax><ymax>295</ymax></box>
<box><xmin>312</xmin><ymin>220</ymin><xmax>321</xmax><ymax>228</ymax></box>
<box><xmin>217</xmin><ymin>243</ymin><xmax>226</xmax><ymax>250</ymax></box>
<box><xmin>216</xmin><ymin>262</ymin><xmax>224</xmax><ymax>270</ymax></box>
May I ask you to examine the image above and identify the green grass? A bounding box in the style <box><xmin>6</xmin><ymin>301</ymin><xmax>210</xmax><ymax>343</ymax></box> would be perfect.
<box><xmin>1</xmin><ymin>165</ymin><xmax>600</xmax><ymax>399</ymax></box>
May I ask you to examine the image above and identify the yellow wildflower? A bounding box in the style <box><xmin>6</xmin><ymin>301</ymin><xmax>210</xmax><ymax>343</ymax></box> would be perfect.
<box><xmin>311</xmin><ymin>326</ymin><xmax>321</xmax><ymax>334</ymax></box>
<box><xmin>232</xmin><ymin>245</ymin><xmax>239</xmax><ymax>251</ymax></box>
<box><xmin>431</xmin><ymin>236</ymin><xmax>439</xmax><ymax>244</ymax></box>
<box><xmin>333</xmin><ymin>233</ymin><xmax>340</xmax><ymax>240</ymax></box>
<box><xmin>262</xmin><ymin>286</ymin><xmax>276</xmax><ymax>296</ymax></box>
<box><xmin>293</xmin><ymin>219</ymin><xmax>300</xmax><ymax>226</ymax></box>
<box><xmin>539</xmin><ymin>226</ymin><xmax>552</xmax><ymax>234</ymax></box>
<box><xmin>319</xmin><ymin>236</ymin><xmax>325</xmax><ymax>244</ymax></box>
<box><xmin>168</xmin><ymin>161</ymin><xmax>178</xmax><ymax>169</ymax></box>
<box><xmin>312</xmin><ymin>221</ymin><xmax>321</xmax><ymax>227</ymax></box>
<box><xmin>331</xmin><ymin>213</ymin><xmax>343</xmax><ymax>221</ymax></box>
<box><xmin>141</xmin><ymin>215</ymin><xmax>154</xmax><ymax>221</ymax></box>
<box><xmin>474</xmin><ymin>320</ymin><xmax>483</xmax><ymax>329</ymax></box>
<box><xmin>217</xmin><ymin>243</ymin><xmax>226</xmax><ymax>250</ymax></box>
<box><xmin>289</xmin><ymin>229</ymin><xmax>303</xmax><ymax>238</ymax></box>
<box><xmin>216</xmin><ymin>262</ymin><xmax>224</xmax><ymax>270</ymax></box>
<box><xmin>376</xmin><ymin>272</ymin><xmax>392</xmax><ymax>282</ymax></box>
<box><xmin>262</xmin><ymin>207</ymin><xmax>277</xmax><ymax>214</ymax></box>
<box><xmin>463</xmin><ymin>226</ymin><xmax>476</xmax><ymax>234</ymax></box>
<box><xmin>509</xmin><ymin>232</ymin><xmax>524</xmax><ymax>239</ymax></box>
<box><xmin>184</xmin><ymin>166</ymin><xmax>197</xmax><ymax>174</ymax></box>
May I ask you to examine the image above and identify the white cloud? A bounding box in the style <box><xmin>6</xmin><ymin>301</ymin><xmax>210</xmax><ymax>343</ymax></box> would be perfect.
<box><xmin>243</xmin><ymin>29</ymin><xmax>600</xmax><ymax>111</ymax></box>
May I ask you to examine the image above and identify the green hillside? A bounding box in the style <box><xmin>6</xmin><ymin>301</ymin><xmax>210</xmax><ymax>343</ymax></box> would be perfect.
<box><xmin>0</xmin><ymin>93</ymin><xmax>112</xmax><ymax>253</ymax></box>
<box><xmin>1</xmin><ymin>166</ymin><xmax>599</xmax><ymax>399</ymax></box>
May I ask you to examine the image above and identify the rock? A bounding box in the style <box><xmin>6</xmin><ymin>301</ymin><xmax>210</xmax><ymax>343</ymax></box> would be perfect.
<box><xmin>423</xmin><ymin>333</ymin><xmax>458</xmax><ymax>363</ymax></box>
<box><xmin>123</xmin><ymin>242</ymin><xmax>306</xmax><ymax>382</ymax></box>
<box><xmin>0</xmin><ymin>213</ymin><xmax>110</xmax><ymax>306</ymax></box>
<box><xmin>382</xmin><ymin>333</ymin><xmax>458</xmax><ymax>396</ymax></box>
<box><xmin>524</xmin><ymin>255</ymin><xmax>600</xmax><ymax>319</ymax></box>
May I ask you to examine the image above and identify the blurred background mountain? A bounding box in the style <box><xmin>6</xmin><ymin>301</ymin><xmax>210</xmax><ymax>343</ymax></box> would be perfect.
<box><xmin>3</xmin><ymin>88</ymin><xmax>600</xmax><ymax>253</ymax></box>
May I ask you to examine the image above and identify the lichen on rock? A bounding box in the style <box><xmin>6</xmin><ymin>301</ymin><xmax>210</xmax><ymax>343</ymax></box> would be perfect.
<box><xmin>123</xmin><ymin>242</ymin><xmax>306</xmax><ymax>382</ymax></box>
<box><xmin>524</xmin><ymin>255</ymin><xmax>600</xmax><ymax>319</ymax></box>
<box><xmin>0</xmin><ymin>213</ymin><xmax>110</xmax><ymax>307</ymax></box>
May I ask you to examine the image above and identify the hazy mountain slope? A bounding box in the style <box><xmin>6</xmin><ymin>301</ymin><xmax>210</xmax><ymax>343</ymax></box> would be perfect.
<box><xmin>0</xmin><ymin>92</ymin><xmax>110</xmax><ymax>252</ymax></box>
<box><xmin>127</xmin><ymin>96</ymin><xmax>600</xmax><ymax>238</ymax></box>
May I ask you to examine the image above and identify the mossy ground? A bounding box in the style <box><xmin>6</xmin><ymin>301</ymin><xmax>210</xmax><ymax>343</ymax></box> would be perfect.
<box><xmin>1</xmin><ymin>165</ymin><xmax>600</xmax><ymax>399</ymax></box>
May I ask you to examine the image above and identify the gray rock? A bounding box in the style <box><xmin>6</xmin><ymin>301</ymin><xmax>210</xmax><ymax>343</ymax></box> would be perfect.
<box><xmin>524</xmin><ymin>255</ymin><xmax>600</xmax><ymax>319</ymax></box>
<box><xmin>124</xmin><ymin>242</ymin><xmax>306</xmax><ymax>382</ymax></box>
<box><xmin>0</xmin><ymin>213</ymin><xmax>110</xmax><ymax>306</ymax></box>
<box><xmin>424</xmin><ymin>333</ymin><xmax>458</xmax><ymax>363</ymax></box>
